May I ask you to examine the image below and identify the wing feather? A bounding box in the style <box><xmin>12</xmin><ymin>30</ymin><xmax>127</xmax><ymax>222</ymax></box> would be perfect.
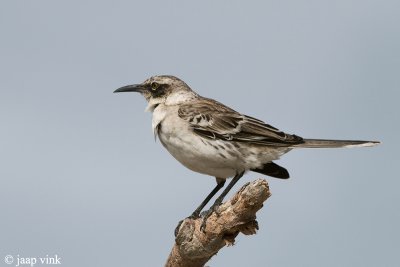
<box><xmin>178</xmin><ymin>98</ymin><xmax>304</xmax><ymax>146</ymax></box>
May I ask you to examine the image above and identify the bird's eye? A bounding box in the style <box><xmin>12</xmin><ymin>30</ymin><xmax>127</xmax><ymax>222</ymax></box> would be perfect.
<box><xmin>150</xmin><ymin>82</ymin><xmax>159</xmax><ymax>90</ymax></box>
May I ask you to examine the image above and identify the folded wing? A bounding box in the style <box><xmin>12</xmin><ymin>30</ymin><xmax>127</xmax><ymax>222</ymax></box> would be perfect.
<box><xmin>178</xmin><ymin>98</ymin><xmax>304</xmax><ymax>147</ymax></box>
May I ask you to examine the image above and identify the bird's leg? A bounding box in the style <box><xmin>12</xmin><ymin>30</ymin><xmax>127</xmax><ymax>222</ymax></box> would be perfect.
<box><xmin>191</xmin><ymin>178</ymin><xmax>226</xmax><ymax>218</ymax></box>
<box><xmin>207</xmin><ymin>172</ymin><xmax>244</xmax><ymax>213</ymax></box>
<box><xmin>200</xmin><ymin>171</ymin><xmax>245</xmax><ymax>232</ymax></box>
<box><xmin>174</xmin><ymin>178</ymin><xmax>225</xmax><ymax>236</ymax></box>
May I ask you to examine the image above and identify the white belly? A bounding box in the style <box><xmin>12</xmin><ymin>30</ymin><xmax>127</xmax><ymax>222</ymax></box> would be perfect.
<box><xmin>159</xmin><ymin>132</ymin><xmax>238</xmax><ymax>178</ymax></box>
<box><xmin>155</xmin><ymin>108</ymin><xmax>288</xmax><ymax>179</ymax></box>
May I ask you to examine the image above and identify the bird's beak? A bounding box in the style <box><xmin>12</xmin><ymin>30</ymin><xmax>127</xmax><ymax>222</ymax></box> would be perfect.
<box><xmin>113</xmin><ymin>84</ymin><xmax>145</xmax><ymax>93</ymax></box>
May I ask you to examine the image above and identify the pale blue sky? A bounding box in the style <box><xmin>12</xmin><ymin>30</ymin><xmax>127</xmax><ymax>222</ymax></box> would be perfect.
<box><xmin>1</xmin><ymin>1</ymin><xmax>399</xmax><ymax>266</ymax></box>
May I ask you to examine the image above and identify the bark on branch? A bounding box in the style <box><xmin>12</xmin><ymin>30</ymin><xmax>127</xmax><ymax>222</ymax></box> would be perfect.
<box><xmin>166</xmin><ymin>178</ymin><xmax>271</xmax><ymax>267</ymax></box>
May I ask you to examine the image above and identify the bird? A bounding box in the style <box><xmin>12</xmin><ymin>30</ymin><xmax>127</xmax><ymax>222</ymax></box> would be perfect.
<box><xmin>114</xmin><ymin>75</ymin><xmax>380</xmax><ymax>231</ymax></box>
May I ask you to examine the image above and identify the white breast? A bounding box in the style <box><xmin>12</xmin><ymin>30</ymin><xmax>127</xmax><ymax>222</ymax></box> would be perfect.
<box><xmin>152</xmin><ymin>105</ymin><xmax>238</xmax><ymax>178</ymax></box>
<box><xmin>151</xmin><ymin>105</ymin><xmax>288</xmax><ymax>179</ymax></box>
<box><xmin>151</xmin><ymin>105</ymin><xmax>167</xmax><ymax>138</ymax></box>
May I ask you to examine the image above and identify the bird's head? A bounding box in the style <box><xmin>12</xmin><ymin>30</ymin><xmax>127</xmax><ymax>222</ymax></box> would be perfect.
<box><xmin>114</xmin><ymin>75</ymin><xmax>197</xmax><ymax>111</ymax></box>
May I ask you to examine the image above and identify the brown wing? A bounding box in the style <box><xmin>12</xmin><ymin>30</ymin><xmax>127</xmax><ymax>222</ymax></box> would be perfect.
<box><xmin>178</xmin><ymin>98</ymin><xmax>304</xmax><ymax>146</ymax></box>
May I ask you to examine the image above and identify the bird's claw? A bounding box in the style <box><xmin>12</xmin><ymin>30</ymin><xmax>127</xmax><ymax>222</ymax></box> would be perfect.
<box><xmin>200</xmin><ymin>211</ymin><xmax>211</xmax><ymax>232</ymax></box>
<box><xmin>200</xmin><ymin>204</ymin><xmax>220</xmax><ymax>232</ymax></box>
<box><xmin>174</xmin><ymin>214</ymin><xmax>200</xmax><ymax>237</ymax></box>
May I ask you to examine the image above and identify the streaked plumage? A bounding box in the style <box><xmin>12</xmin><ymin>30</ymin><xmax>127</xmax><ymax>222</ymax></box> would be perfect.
<box><xmin>114</xmin><ymin>75</ymin><xmax>380</xmax><ymax>229</ymax></box>
<box><xmin>178</xmin><ymin>97</ymin><xmax>304</xmax><ymax>146</ymax></box>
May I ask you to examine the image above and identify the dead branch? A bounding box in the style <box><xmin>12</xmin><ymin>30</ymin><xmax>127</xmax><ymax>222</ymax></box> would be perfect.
<box><xmin>166</xmin><ymin>178</ymin><xmax>271</xmax><ymax>267</ymax></box>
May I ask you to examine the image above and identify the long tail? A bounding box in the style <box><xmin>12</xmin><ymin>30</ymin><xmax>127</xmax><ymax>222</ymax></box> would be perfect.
<box><xmin>291</xmin><ymin>139</ymin><xmax>380</xmax><ymax>148</ymax></box>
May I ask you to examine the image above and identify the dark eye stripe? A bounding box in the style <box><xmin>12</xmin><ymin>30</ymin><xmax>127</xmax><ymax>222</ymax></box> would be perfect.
<box><xmin>149</xmin><ymin>83</ymin><xmax>168</xmax><ymax>97</ymax></box>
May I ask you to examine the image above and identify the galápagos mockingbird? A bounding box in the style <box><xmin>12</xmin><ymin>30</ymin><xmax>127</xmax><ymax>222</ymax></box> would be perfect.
<box><xmin>114</xmin><ymin>75</ymin><xmax>380</xmax><ymax>231</ymax></box>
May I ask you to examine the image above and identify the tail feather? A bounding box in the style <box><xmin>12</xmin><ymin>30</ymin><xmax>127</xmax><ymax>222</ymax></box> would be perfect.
<box><xmin>292</xmin><ymin>139</ymin><xmax>380</xmax><ymax>148</ymax></box>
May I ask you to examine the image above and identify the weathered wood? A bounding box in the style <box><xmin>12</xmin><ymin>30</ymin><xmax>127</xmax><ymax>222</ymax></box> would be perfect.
<box><xmin>166</xmin><ymin>179</ymin><xmax>271</xmax><ymax>267</ymax></box>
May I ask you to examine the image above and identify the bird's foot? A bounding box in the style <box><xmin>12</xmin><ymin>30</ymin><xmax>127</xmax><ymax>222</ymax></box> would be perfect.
<box><xmin>174</xmin><ymin>213</ymin><xmax>200</xmax><ymax>237</ymax></box>
<box><xmin>200</xmin><ymin>203</ymin><xmax>221</xmax><ymax>232</ymax></box>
